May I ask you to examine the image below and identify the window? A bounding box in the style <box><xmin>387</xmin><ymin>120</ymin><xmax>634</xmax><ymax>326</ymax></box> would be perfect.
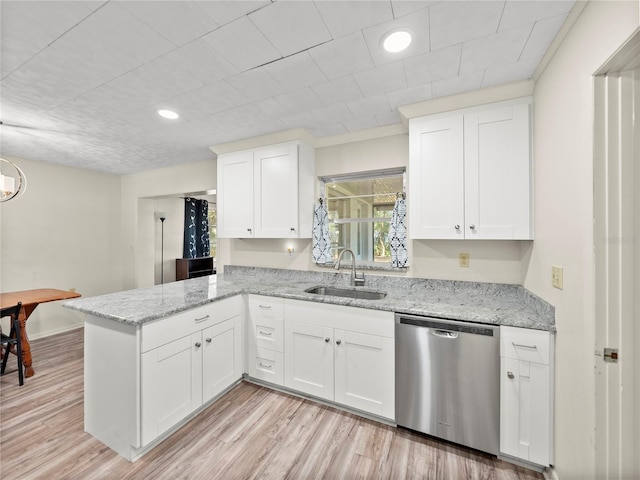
<box><xmin>322</xmin><ymin>169</ymin><xmax>405</xmax><ymax>264</ymax></box>
<box><xmin>208</xmin><ymin>208</ymin><xmax>217</xmax><ymax>260</ymax></box>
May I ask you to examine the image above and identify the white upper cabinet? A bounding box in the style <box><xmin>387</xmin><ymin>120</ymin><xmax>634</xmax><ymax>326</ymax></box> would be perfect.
<box><xmin>217</xmin><ymin>140</ymin><xmax>315</xmax><ymax>238</ymax></box>
<box><xmin>409</xmin><ymin>97</ymin><xmax>533</xmax><ymax>240</ymax></box>
<box><xmin>217</xmin><ymin>150</ymin><xmax>254</xmax><ymax>238</ymax></box>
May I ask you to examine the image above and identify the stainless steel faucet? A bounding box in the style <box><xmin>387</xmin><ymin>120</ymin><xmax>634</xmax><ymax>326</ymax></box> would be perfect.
<box><xmin>335</xmin><ymin>249</ymin><xmax>365</xmax><ymax>286</ymax></box>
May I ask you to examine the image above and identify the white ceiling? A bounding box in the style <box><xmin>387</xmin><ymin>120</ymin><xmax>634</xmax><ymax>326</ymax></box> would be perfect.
<box><xmin>0</xmin><ymin>0</ymin><xmax>575</xmax><ymax>175</ymax></box>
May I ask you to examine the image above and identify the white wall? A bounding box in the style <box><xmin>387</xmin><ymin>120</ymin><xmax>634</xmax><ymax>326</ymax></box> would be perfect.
<box><xmin>120</xmin><ymin>159</ymin><xmax>216</xmax><ymax>290</ymax></box>
<box><xmin>525</xmin><ymin>1</ymin><xmax>639</xmax><ymax>478</ymax></box>
<box><xmin>0</xmin><ymin>156</ymin><xmax>122</xmax><ymax>339</ymax></box>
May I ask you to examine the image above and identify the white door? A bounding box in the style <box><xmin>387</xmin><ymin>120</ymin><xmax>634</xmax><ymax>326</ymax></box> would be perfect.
<box><xmin>284</xmin><ymin>321</ymin><xmax>334</xmax><ymax>400</ymax></box>
<box><xmin>594</xmin><ymin>35</ymin><xmax>639</xmax><ymax>480</ymax></box>
<box><xmin>334</xmin><ymin>329</ymin><xmax>394</xmax><ymax>419</ymax></box>
<box><xmin>140</xmin><ymin>333</ymin><xmax>201</xmax><ymax>446</ymax></box>
<box><xmin>464</xmin><ymin>102</ymin><xmax>532</xmax><ymax>239</ymax></box>
<box><xmin>253</xmin><ymin>143</ymin><xmax>299</xmax><ymax>238</ymax></box>
<box><xmin>409</xmin><ymin>114</ymin><xmax>465</xmax><ymax>239</ymax></box>
<box><xmin>217</xmin><ymin>150</ymin><xmax>254</xmax><ymax>238</ymax></box>
<box><xmin>202</xmin><ymin>316</ymin><xmax>243</xmax><ymax>403</ymax></box>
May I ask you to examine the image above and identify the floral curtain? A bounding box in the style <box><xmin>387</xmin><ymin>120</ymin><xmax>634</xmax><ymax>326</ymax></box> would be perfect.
<box><xmin>183</xmin><ymin>198</ymin><xmax>210</xmax><ymax>258</ymax></box>
<box><xmin>312</xmin><ymin>199</ymin><xmax>332</xmax><ymax>264</ymax></box>
<box><xmin>389</xmin><ymin>195</ymin><xmax>408</xmax><ymax>268</ymax></box>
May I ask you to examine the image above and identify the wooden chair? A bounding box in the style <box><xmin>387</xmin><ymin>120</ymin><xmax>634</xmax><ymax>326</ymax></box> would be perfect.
<box><xmin>1</xmin><ymin>302</ymin><xmax>24</xmax><ymax>385</ymax></box>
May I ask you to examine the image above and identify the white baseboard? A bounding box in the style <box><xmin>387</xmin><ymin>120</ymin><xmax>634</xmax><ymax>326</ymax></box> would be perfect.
<box><xmin>28</xmin><ymin>324</ymin><xmax>83</xmax><ymax>341</ymax></box>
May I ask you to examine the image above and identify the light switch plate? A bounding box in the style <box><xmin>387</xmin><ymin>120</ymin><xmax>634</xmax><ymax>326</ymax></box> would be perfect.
<box><xmin>459</xmin><ymin>253</ymin><xmax>470</xmax><ymax>267</ymax></box>
<box><xmin>552</xmin><ymin>265</ymin><xmax>563</xmax><ymax>289</ymax></box>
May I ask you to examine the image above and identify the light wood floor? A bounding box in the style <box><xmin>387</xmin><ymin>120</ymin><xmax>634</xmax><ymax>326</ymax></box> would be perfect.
<box><xmin>1</xmin><ymin>328</ymin><xmax>543</xmax><ymax>480</ymax></box>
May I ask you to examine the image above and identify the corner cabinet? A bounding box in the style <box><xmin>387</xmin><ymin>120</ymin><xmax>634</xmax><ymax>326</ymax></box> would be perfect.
<box><xmin>217</xmin><ymin>140</ymin><xmax>315</xmax><ymax>238</ymax></box>
<box><xmin>409</xmin><ymin>97</ymin><xmax>533</xmax><ymax>240</ymax></box>
<box><xmin>500</xmin><ymin>326</ymin><xmax>554</xmax><ymax>467</ymax></box>
<box><xmin>84</xmin><ymin>296</ymin><xmax>243</xmax><ymax>461</ymax></box>
<box><xmin>283</xmin><ymin>299</ymin><xmax>395</xmax><ymax>420</ymax></box>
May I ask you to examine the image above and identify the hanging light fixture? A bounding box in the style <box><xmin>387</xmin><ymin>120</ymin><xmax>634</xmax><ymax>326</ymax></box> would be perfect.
<box><xmin>0</xmin><ymin>157</ymin><xmax>27</xmax><ymax>202</ymax></box>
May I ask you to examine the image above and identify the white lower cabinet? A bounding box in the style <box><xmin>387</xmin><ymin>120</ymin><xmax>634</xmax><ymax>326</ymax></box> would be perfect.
<box><xmin>84</xmin><ymin>296</ymin><xmax>243</xmax><ymax>461</ymax></box>
<box><xmin>283</xmin><ymin>299</ymin><xmax>395</xmax><ymax>420</ymax></box>
<box><xmin>141</xmin><ymin>314</ymin><xmax>242</xmax><ymax>447</ymax></box>
<box><xmin>500</xmin><ymin>326</ymin><xmax>554</xmax><ymax>467</ymax></box>
<box><xmin>246</xmin><ymin>295</ymin><xmax>285</xmax><ymax>386</ymax></box>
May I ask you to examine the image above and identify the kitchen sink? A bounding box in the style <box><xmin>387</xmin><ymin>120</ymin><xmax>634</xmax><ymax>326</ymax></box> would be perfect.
<box><xmin>304</xmin><ymin>285</ymin><xmax>387</xmax><ymax>300</ymax></box>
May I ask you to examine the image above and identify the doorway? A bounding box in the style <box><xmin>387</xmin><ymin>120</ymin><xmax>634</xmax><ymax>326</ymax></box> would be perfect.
<box><xmin>593</xmin><ymin>30</ymin><xmax>640</xmax><ymax>479</ymax></box>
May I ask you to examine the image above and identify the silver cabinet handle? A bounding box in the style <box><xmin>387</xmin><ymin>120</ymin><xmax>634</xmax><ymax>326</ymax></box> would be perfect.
<box><xmin>258</xmin><ymin>330</ymin><xmax>272</xmax><ymax>336</ymax></box>
<box><xmin>195</xmin><ymin>342</ymin><xmax>202</xmax><ymax>348</ymax></box>
<box><xmin>259</xmin><ymin>362</ymin><xmax>272</xmax><ymax>369</ymax></box>
<box><xmin>455</xmin><ymin>225</ymin><xmax>460</xmax><ymax>231</ymax></box>
<box><xmin>324</xmin><ymin>337</ymin><xmax>330</xmax><ymax>343</ymax></box>
<box><xmin>206</xmin><ymin>338</ymin><xmax>212</xmax><ymax>343</ymax></box>
<box><xmin>507</xmin><ymin>371</ymin><xmax>515</xmax><ymax>379</ymax></box>
<box><xmin>258</xmin><ymin>304</ymin><xmax>272</xmax><ymax>310</ymax></box>
<box><xmin>336</xmin><ymin>339</ymin><xmax>342</xmax><ymax>345</ymax></box>
<box><xmin>194</xmin><ymin>315</ymin><xmax>210</xmax><ymax>323</ymax></box>
<box><xmin>512</xmin><ymin>342</ymin><xmax>537</xmax><ymax>350</ymax></box>
<box><xmin>469</xmin><ymin>225</ymin><xmax>476</xmax><ymax>230</ymax></box>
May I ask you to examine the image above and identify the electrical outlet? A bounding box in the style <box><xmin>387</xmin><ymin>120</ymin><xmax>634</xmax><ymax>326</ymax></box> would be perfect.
<box><xmin>459</xmin><ymin>253</ymin><xmax>470</xmax><ymax>268</ymax></box>
<box><xmin>552</xmin><ymin>265</ymin><xmax>563</xmax><ymax>289</ymax></box>
<box><xmin>287</xmin><ymin>247</ymin><xmax>294</xmax><ymax>258</ymax></box>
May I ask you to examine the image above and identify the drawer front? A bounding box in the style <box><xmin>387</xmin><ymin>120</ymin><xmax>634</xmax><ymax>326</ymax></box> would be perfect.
<box><xmin>284</xmin><ymin>299</ymin><xmax>394</xmax><ymax>338</ymax></box>
<box><xmin>248</xmin><ymin>295</ymin><xmax>284</xmax><ymax>318</ymax></box>
<box><xmin>248</xmin><ymin>345</ymin><xmax>284</xmax><ymax>386</ymax></box>
<box><xmin>249</xmin><ymin>315</ymin><xmax>284</xmax><ymax>352</ymax></box>
<box><xmin>500</xmin><ymin>326</ymin><xmax>551</xmax><ymax>364</ymax></box>
<box><xmin>142</xmin><ymin>296</ymin><xmax>243</xmax><ymax>352</ymax></box>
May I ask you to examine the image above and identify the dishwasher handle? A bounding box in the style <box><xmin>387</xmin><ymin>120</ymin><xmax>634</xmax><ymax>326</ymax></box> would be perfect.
<box><xmin>431</xmin><ymin>329</ymin><xmax>459</xmax><ymax>339</ymax></box>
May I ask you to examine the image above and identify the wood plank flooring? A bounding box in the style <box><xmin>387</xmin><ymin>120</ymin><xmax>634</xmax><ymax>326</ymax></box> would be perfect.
<box><xmin>0</xmin><ymin>328</ymin><xmax>544</xmax><ymax>480</ymax></box>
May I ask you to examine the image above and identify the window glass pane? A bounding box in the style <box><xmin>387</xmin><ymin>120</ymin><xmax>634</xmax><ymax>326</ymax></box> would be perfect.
<box><xmin>208</xmin><ymin>209</ymin><xmax>217</xmax><ymax>260</ymax></box>
<box><xmin>324</xmin><ymin>173</ymin><xmax>403</xmax><ymax>264</ymax></box>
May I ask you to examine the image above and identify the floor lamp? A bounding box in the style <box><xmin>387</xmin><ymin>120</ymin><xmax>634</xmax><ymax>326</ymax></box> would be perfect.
<box><xmin>155</xmin><ymin>212</ymin><xmax>167</xmax><ymax>284</ymax></box>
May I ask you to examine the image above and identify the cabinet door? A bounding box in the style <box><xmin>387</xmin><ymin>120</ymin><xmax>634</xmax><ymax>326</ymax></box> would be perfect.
<box><xmin>284</xmin><ymin>321</ymin><xmax>334</xmax><ymax>400</ymax></box>
<box><xmin>464</xmin><ymin>103</ymin><xmax>532</xmax><ymax>239</ymax></box>
<box><xmin>253</xmin><ymin>143</ymin><xmax>299</xmax><ymax>238</ymax></box>
<box><xmin>217</xmin><ymin>150</ymin><xmax>254</xmax><ymax>238</ymax></box>
<box><xmin>140</xmin><ymin>333</ymin><xmax>202</xmax><ymax>446</ymax></box>
<box><xmin>500</xmin><ymin>357</ymin><xmax>551</xmax><ymax>466</ymax></box>
<box><xmin>334</xmin><ymin>329</ymin><xmax>395</xmax><ymax>420</ymax></box>
<box><xmin>202</xmin><ymin>316</ymin><xmax>243</xmax><ymax>403</ymax></box>
<box><xmin>409</xmin><ymin>114</ymin><xmax>465</xmax><ymax>239</ymax></box>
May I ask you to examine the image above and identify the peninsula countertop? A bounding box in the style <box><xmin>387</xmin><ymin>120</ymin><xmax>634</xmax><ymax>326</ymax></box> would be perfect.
<box><xmin>64</xmin><ymin>266</ymin><xmax>555</xmax><ymax>331</ymax></box>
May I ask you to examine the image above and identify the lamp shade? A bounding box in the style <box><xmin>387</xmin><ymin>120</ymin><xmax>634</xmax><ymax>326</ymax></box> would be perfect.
<box><xmin>0</xmin><ymin>157</ymin><xmax>26</xmax><ymax>202</ymax></box>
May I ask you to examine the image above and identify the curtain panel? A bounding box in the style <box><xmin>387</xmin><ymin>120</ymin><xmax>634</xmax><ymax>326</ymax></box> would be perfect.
<box><xmin>183</xmin><ymin>198</ymin><xmax>210</xmax><ymax>259</ymax></box>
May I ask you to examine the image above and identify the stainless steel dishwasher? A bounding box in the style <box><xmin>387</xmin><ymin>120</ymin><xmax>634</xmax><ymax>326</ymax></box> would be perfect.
<box><xmin>395</xmin><ymin>313</ymin><xmax>500</xmax><ymax>455</ymax></box>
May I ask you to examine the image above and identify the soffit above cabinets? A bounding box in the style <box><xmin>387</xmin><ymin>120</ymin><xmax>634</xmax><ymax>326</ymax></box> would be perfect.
<box><xmin>0</xmin><ymin>0</ymin><xmax>576</xmax><ymax>175</ymax></box>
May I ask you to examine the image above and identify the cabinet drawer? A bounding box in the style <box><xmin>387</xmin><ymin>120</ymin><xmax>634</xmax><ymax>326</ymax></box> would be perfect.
<box><xmin>284</xmin><ymin>299</ymin><xmax>394</xmax><ymax>338</ymax></box>
<box><xmin>142</xmin><ymin>296</ymin><xmax>242</xmax><ymax>353</ymax></box>
<box><xmin>248</xmin><ymin>295</ymin><xmax>284</xmax><ymax>318</ymax></box>
<box><xmin>501</xmin><ymin>326</ymin><xmax>551</xmax><ymax>365</ymax></box>
<box><xmin>248</xmin><ymin>345</ymin><xmax>284</xmax><ymax>386</ymax></box>
<box><xmin>249</xmin><ymin>315</ymin><xmax>284</xmax><ymax>352</ymax></box>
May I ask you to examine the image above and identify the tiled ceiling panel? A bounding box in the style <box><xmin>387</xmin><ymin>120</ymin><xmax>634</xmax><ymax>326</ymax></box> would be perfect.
<box><xmin>0</xmin><ymin>0</ymin><xmax>576</xmax><ymax>175</ymax></box>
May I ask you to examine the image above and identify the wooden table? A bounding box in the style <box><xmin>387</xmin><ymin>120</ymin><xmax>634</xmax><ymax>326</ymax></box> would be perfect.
<box><xmin>0</xmin><ymin>288</ymin><xmax>81</xmax><ymax>377</ymax></box>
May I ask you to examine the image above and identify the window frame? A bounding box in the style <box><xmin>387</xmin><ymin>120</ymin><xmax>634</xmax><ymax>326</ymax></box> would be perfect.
<box><xmin>319</xmin><ymin>168</ymin><xmax>406</xmax><ymax>269</ymax></box>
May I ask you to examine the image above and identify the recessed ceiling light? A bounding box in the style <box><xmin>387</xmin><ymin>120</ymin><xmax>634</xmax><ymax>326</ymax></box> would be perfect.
<box><xmin>158</xmin><ymin>109</ymin><xmax>179</xmax><ymax>120</ymax></box>
<box><xmin>382</xmin><ymin>30</ymin><xmax>412</xmax><ymax>53</ymax></box>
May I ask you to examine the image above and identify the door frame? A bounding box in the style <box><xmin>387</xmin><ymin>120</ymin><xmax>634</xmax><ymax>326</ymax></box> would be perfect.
<box><xmin>593</xmin><ymin>29</ymin><xmax>640</xmax><ymax>480</ymax></box>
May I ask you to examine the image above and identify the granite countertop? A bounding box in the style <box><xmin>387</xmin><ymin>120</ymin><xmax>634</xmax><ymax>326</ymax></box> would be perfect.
<box><xmin>64</xmin><ymin>265</ymin><xmax>555</xmax><ymax>331</ymax></box>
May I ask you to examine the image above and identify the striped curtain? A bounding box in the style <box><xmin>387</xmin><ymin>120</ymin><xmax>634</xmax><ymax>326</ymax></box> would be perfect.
<box><xmin>312</xmin><ymin>199</ymin><xmax>332</xmax><ymax>264</ymax></box>
<box><xmin>183</xmin><ymin>198</ymin><xmax>210</xmax><ymax>258</ymax></box>
<box><xmin>389</xmin><ymin>195</ymin><xmax>408</xmax><ymax>268</ymax></box>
